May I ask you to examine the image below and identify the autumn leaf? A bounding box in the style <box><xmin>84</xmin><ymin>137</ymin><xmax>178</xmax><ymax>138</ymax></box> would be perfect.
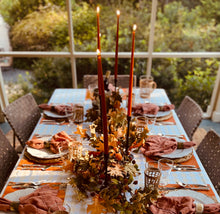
<box><xmin>96</xmin><ymin>138</ymin><xmax>104</xmax><ymax>152</ymax></box>
<box><xmin>74</xmin><ymin>125</ymin><xmax>87</xmax><ymax>138</ymax></box>
<box><xmin>87</xmin><ymin>196</ymin><xmax>107</xmax><ymax>214</ymax></box>
<box><xmin>108</xmin><ymin>134</ymin><xmax>118</xmax><ymax>148</ymax></box>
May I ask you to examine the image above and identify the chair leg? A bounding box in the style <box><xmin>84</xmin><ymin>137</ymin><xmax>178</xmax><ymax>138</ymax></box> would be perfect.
<box><xmin>13</xmin><ymin>131</ymin><xmax>16</xmax><ymax>148</ymax></box>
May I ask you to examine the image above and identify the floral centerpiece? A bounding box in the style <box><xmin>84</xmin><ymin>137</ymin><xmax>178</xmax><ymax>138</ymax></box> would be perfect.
<box><xmin>63</xmin><ymin>89</ymin><xmax>160</xmax><ymax>213</ymax></box>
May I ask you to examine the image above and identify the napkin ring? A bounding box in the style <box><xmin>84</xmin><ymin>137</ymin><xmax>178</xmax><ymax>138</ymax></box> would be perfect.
<box><xmin>177</xmin><ymin>142</ymin><xmax>184</xmax><ymax>149</ymax></box>
<box><xmin>195</xmin><ymin>203</ymin><xmax>204</xmax><ymax>214</ymax></box>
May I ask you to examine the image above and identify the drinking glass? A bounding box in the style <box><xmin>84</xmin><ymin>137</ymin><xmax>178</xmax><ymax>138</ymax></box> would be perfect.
<box><xmin>139</xmin><ymin>75</ymin><xmax>157</xmax><ymax>99</ymax></box>
<box><xmin>158</xmin><ymin>158</ymin><xmax>173</xmax><ymax>187</ymax></box>
<box><xmin>65</xmin><ymin>104</ymin><xmax>74</xmax><ymax>127</ymax></box>
<box><xmin>146</xmin><ymin>114</ymin><xmax>157</xmax><ymax>135</ymax></box>
<box><xmin>144</xmin><ymin>161</ymin><xmax>161</xmax><ymax>189</ymax></box>
<box><xmin>73</xmin><ymin>104</ymin><xmax>84</xmax><ymax>124</ymax></box>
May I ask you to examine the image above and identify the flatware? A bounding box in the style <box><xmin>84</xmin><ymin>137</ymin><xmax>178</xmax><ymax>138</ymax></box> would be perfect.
<box><xmin>161</xmin><ymin>186</ymin><xmax>210</xmax><ymax>191</ymax></box>
<box><xmin>20</xmin><ymin>164</ymin><xmax>62</xmax><ymax>171</ymax></box>
<box><xmin>176</xmin><ymin>181</ymin><xmax>207</xmax><ymax>188</ymax></box>
<box><xmin>172</xmin><ymin>167</ymin><xmax>200</xmax><ymax>171</ymax></box>
<box><xmin>174</xmin><ymin>165</ymin><xmax>196</xmax><ymax>168</ymax></box>
<box><xmin>155</xmin><ymin>122</ymin><xmax>175</xmax><ymax>125</ymax></box>
<box><xmin>163</xmin><ymin>134</ymin><xmax>185</xmax><ymax>139</ymax></box>
<box><xmin>42</xmin><ymin>120</ymin><xmax>65</xmax><ymax>125</ymax></box>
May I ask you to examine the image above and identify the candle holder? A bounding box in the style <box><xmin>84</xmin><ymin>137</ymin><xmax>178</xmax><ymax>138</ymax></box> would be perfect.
<box><xmin>126</xmin><ymin>115</ymin><xmax>131</xmax><ymax>154</ymax></box>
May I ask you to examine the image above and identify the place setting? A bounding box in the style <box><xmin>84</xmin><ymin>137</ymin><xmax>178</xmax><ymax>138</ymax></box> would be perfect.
<box><xmin>143</xmin><ymin>159</ymin><xmax>219</xmax><ymax>213</ymax></box>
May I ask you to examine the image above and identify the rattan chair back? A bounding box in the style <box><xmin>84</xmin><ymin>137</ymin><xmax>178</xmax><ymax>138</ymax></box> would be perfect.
<box><xmin>196</xmin><ymin>129</ymin><xmax>220</xmax><ymax>195</ymax></box>
<box><xmin>3</xmin><ymin>93</ymin><xmax>41</xmax><ymax>148</ymax></box>
<box><xmin>176</xmin><ymin>96</ymin><xmax>203</xmax><ymax>140</ymax></box>
<box><xmin>83</xmin><ymin>74</ymin><xmax>137</xmax><ymax>88</ymax></box>
<box><xmin>0</xmin><ymin>129</ymin><xmax>18</xmax><ymax>192</ymax></box>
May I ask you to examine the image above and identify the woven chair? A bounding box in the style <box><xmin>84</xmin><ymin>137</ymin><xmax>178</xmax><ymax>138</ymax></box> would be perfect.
<box><xmin>196</xmin><ymin>129</ymin><xmax>220</xmax><ymax>195</ymax></box>
<box><xmin>176</xmin><ymin>96</ymin><xmax>203</xmax><ymax>140</ymax></box>
<box><xmin>3</xmin><ymin>93</ymin><xmax>41</xmax><ymax>148</ymax></box>
<box><xmin>0</xmin><ymin>128</ymin><xmax>19</xmax><ymax>192</ymax></box>
<box><xmin>83</xmin><ymin>74</ymin><xmax>137</xmax><ymax>88</ymax></box>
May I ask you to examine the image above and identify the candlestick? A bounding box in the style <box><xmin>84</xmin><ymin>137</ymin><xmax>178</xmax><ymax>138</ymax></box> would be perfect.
<box><xmin>97</xmin><ymin>49</ymin><xmax>109</xmax><ymax>185</ymax></box>
<box><xmin>126</xmin><ymin>24</ymin><xmax>136</xmax><ymax>154</ymax></box>
<box><xmin>127</xmin><ymin>24</ymin><xmax>136</xmax><ymax>117</ymax></box>
<box><xmin>96</xmin><ymin>6</ymin><xmax>101</xmax><ymax>51</ymax></box>
<box><xmin>114</xmin><ymin>10</ymin><xmax>120</xmax><ymax>89</ymax></box>
<box><xmin>97</xmin><ymin>50</ymin><xmax>108</xmax><ymax>150</ymax></box>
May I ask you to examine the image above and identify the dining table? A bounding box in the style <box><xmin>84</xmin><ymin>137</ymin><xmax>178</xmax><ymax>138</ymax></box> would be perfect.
<box><xmin>0</xmin><ymin>88</ymin><xmax>219</xmax><ymax>213</ymax></box>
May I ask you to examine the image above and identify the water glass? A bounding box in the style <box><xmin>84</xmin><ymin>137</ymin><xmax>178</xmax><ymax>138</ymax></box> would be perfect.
<box><xmin>65</xmin><ymin>104</ymin><xmax>74</xmax><ymax>127</ymax></box>
<box><xmin>145</xmin><ymin>161</ymin><xmax>161</xmax><ymax>189</ymax></box>
<box><xmin>158</xmin><ymin>158</ymin><xmax>173</xmax><ymax>187</ymax></box>
<box><xmin>139</xmin><ymin>75</ymin><xmax>157</xmax><ymax>99</ymax></box>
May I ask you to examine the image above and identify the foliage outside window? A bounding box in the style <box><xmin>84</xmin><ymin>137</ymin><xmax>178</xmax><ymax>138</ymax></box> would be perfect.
<box><xmin>0</xmin><ymin>0</ymin><xmax>219</xmax><ymax>110</ymax></box>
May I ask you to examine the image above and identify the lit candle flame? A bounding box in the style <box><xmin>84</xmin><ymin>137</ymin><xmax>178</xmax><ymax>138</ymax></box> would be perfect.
<box><xmin>97</xmin><ymin>6</ymin><xmax>100</xmax><ymax>13</ymax></box>
<box><xmin>97</xmin><ymin>49</ymin><xmax>101</xmax><ymax>55</ymax></box>
<box><xmin>117</xmin><ymin>10</ymin><xmax>120</xmax><ymax>16</ymax></box>
<box><xmin>133</xmin><ymin>24</ymin><xmax>137</xmax><ymax>31</ymax></box>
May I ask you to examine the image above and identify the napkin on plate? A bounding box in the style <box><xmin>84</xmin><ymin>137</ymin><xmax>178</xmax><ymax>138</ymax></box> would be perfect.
<box><xmin>132</xmin><ymin>103</ymin><xmax>160</xmax><ymax>115</ymax></box>
<box><xmin>132</xmin><ymin>103</ymin><xmax>175</xmax><ymax>116</ymax></box>
<box><xmin>149</xmin><ymin>196</ymin><xmax>220</xmax><ymax>214</ymax></box>
<box><xmin>159</xmin><ymin>104</ymin><xmax>175</xmax><ymax>112</ymax></box>
<box><xmin>26</xmin><ymin>131</ymin><xmax>72</xmax><ymax>154</ymax></box>
<box><xmin>39</xmin><ymin>104</ymin><xmax>73</xmax><ymax>115</ymax></box>
<box><xmin>0</xmin><ymin>185</ymin><xmax>66</xmax><ymax>214</ymax></box>
<box><xmin>140</xmin><ymin>135</ymin><xmax>195</xmax><ymax>157</ymax></box>
<box><xmin>50</xmin><ymin>131</ymin><xmax>72</xmax><ymax>154</ymax></box>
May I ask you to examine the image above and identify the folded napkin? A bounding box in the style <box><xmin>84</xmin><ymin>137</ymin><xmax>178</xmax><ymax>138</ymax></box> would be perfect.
<box><xmin>50</xmin><ymin>131</ymin><xmax>72</xmax><ymax>154</ymax></box>
<box><xmin>132</xmin><ymin>103</ymin><xmax>175</xmax><ymax>116</ymax></box>
<box><xmin>149</xmin><ymin>196</ymin><xmax>220</xmax><ymax>214</ymax></box>
<box><xmin>159</xmin><ymin>104</ymin><xmax>175</xmax><ymax>112</ymax></box>
<box><xmin>39</xmin><ymin>104</ymin><xmax>73</xmax><ymax>115</ymax></box>
<box><xmin>0</xmin><ymin>185</ymin><xmax>66</xmax><ymax>214</ymax></box>
<box><xmin>26</xmin><ymin>138</ymin><xmax>45</xmax><ymax>150</ymax></box>
<box><xmin>26</xmin><ymin>131</ymin><xmax>72</xmax><ymax>154</ymax></box>
<box><xmin>0</xmin><ymin>198</ymin><xmax>11</xmax><ymax>212</ymax></box>
<box><xmin>140</xmin><ymin>135</ymin><xmax>196</xmax><ymax>157</ymax></box>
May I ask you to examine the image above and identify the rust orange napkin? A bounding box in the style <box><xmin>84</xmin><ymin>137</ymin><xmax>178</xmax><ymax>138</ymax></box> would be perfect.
<box><xmin>0</xmin><ymin>185</ymin><xmax>66</xmax><ymax>214</ymax></box>
<box><xmin>149</xmin><ymin>196</ymin><xmax>220</xmax><ymax>214</ymax></box>
<box><xmin>140</xmin><ymin>135</ymin><xmax>196</xmax><ymax>157</ymax></box>
<box><xmin>26</xmin><ymin>131</ymin><xmax>72</xmax><ymax>154</ymax></box>
<box><xmin>39</xmin><ymin>103</ymin><xmax>73</xmax><ymax>115</ymax></box>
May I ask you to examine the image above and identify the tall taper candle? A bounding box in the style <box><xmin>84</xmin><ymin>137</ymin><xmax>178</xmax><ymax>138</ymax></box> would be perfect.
<box><xmin>96</xmin><ymin>7</ymin><xmax>101</xmax><ymax>51</ymax></box>
<box><xmin>97</xmin><ymin>49</ymin><xmax>108</xmax><ymax>155</ymax></box>
<box><xmin>127</xmin><ymin>24</ymin><xmax>136</xmax><ymax>117</ymax></box>
<box><xmin>114</xmin><ymin>10</ymin><xmax>120</xmax><ymax>88</ymax></box>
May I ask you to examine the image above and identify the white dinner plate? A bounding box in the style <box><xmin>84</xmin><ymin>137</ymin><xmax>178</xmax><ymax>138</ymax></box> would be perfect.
<box><xmin>145</xmin><ymin>110</ymin><xmax>171</xmax><ymax>118</ymax></box>
<box><xmin>161</xmin><ymin>138</ymin><xmax>193</xmax><ymax>159</ymax></box>
<box><xmin>165</xmin><ymin>189</ymin><xmax>215</xmax><ymax>204</ymax></box>
<box><xmin>26</xmin><ymin>146</ymin><xmax>68</xmax><ymax>159</ymax></box>
<box><xmin>43</xmin><ymin>110</ymin><xmax>73</xmax><ymax>119</ymax></box>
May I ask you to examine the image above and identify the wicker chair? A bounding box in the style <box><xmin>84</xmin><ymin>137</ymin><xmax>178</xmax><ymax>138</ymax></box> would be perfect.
<box><xmin>83</xmin><ymin>74</ymin><xmax>137</xmax><ymax>88</ymax></box>
<box><xmin>196</xmin><ymin>129</ymin><xmax>220</xmax><ymax>195</ymax></box>
<box><xmin>3</xmin><ymin>93</ymin><xmax>41</xmax><ymax>148</ymax></box>
<box><xmin>0</xmin><ymin>129</ymin><xmax>19</xmax><ymax>192</ymax></box>
<box><xmin>176</xmin><ymin>96</ymin><xmax>203</xmax><ymax>140</ymax></box>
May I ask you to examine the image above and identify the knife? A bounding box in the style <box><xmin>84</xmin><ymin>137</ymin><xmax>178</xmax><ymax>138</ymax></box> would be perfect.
<box><xmin>173</xmin><ymin>167</ymin><xmax>200</xmax><ymax>171</ymax></box>
<box><xmin>161</xmin><ymin>186</ymin><xmax>210</xmax><ymax>191</ymax></box>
